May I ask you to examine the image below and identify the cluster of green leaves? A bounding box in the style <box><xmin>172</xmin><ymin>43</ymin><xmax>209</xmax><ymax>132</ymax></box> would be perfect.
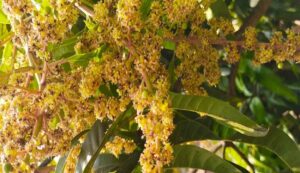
<box><xmin>51</xmin><ymin>93</ymin><xmax>300</xmax><ymax>173</ymax></box>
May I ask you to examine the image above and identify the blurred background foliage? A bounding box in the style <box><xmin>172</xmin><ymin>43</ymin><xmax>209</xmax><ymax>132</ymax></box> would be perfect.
<box><xmin>194</xmin><ymin>0</ymin><xmax>300</xmax><ymax>172</ymax></box>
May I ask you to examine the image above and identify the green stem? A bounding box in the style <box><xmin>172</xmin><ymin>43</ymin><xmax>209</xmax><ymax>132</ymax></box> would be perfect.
<box><xmin>75</xmin><ymin>2</ymin><xmax>95</xmax><ymax>17</ymax></box>
<box><xmin>25</xmin><ymin>46</ymin><xmax>42</xmax><ymax>91</ymax></box>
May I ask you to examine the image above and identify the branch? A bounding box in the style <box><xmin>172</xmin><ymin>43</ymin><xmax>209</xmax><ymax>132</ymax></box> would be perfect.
<box><xmin>6</xmin><ymin>85</ymin><xmax>40</xmax><ymax>95</ymax></box>
<box><xmin>40</xmin><ymin>61</ymin><xmax>48</xmax><ymax>90</ymax></box>
<box><xmin>172</xmin><ymin>36</ymin><xmax>300</xmax><ymax>53</ymax></box>
<box><xmin>236</xmin><ymin>0</ymin><xmax>273</xmax><ymax>37</ymax></box>
<box><xmin>25</xmin><ymin>47</ymin><xmax>42</xmax><ymax>91</ymax></box>
<box><xmin>13</xmin><ymin>66</ymin><xmax>41</xmax><ymax>74</ymax></box>
<box><xmin>48</xmin><ymin>58</ymin><xmax>69</xmax><ymax>68</ymax></box>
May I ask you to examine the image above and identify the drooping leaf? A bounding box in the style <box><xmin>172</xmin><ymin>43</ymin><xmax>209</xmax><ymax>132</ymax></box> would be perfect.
<box><xmin>55</xmin><ymin>128</ymin><xmax>90</xmax><ymax>173</ymax></box>
<box><xmin>169</xmin><ymin>116</ymin><xmax>300</xmax><ymax>173</ymax></box>
<box><xmin>235</xmin><ymin>75</ymin><xmax>252</xmax><ymax>96</ymax></box>
<box><xmin>224</xmin><ymin>147</ymin><xmax>251</xmax><ymax>173</ymax></box>
<box><xmin>93</xmin><ymin>150</ymin><xmax>141</xmax><ymax>173</ymax></box>
<box><xmin>71</xmin><ymin>129</ymin><xmax>90</xmax><ymax>147</ymax></box>
<box><xmin>170</xmin><ymin>93</ymin><xmax>268</xmax><ymax>137</ymax></box>
<box><xmin>55</xmin><ymin>154</ymin><xmax>69</xmax><ymax>173</ymax></box>
<box><xmin>169</xmin><ymin>119</ymin><xmax>219</xmax><ymax>144</ymax></box>
<box><xmin>249</xmin><ymin>97</ymin><xmax>267</xmax><ymax>124</ymax></box>
<box><xmin>38</xmin><ymin>156</ymin><xmax>54</xmax><ymax>168</ymax></box>
<box><xmin>230</xmin><ymin>127</ymin><xmax>300</xmax><ymax>172</ymax></box>
<box><xmin>166</xmin><ymin>145</ymin><xmax>241</xmax><ymax>173</ymax></box>
<box><xmin>76</xmin><ymin>120</ymin><xmax>107</xmax><ymax>173</ymax></box>
<box><xmin>116</xmin><ymin>150</ymin><xmax>141</xmax><ymax>173</ymax></box>
<box><xmin>76</xmin><ymin>106</ymin><xmax>135</xmax><ymax>173</ymax></box>
<box><xmin>93</xmin><ymin>154</ymin><xmax>119</xmax><ymax>173</ymax></box>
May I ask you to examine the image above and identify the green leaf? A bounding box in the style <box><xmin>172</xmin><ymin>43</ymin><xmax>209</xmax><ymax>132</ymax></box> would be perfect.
<box><xmin>170</xmin><ymin>119</ymin><xmax>219</xmax><ymax>144</ymax></box>
<box><xmin>0</xmin><ymin>1</ymin><xmax>9</xmax><ymax>24</ymax></box>
<box><xmin>71</xmin><ymin>129</ymin><xmax>90</xmax><ymax>147</ymax></box>
<box><xmin>76</xmin><ymin>120</ymin><xmax>107</xmax><ymax>173</ymax></box>
<box><xmin>49</xmin><ymin>36</ymin><xmax>78</xmax><ymax>60</ymax></box>
<box><xmin>169</xmin><ymin>117</ymin><xmax>300</xmax><ymax>172</ymax></box>
<box><xmin>0</xmin><ymin>41</ymin><xmax>13</xmax><ymax>73</ymax></box>
<box><xmin>166</xmin><ymin>145</ymin><xmax>241</xmax><ymax>173</ymax></box>
<box><xmin>67</xmin><ymin>44</ymin><xmax>107</xmax><ymax>67</ymax></box>
<box><xmin>163</xmin><ymin>41</ymin><xmax>176</xmax><ymax>51</ymax></box>
<box><xmin>55</xmin><ymin>154</ymin><xmax>69</xmax><ymax>173</ymax></box>
<box><xmin>230</xmin><ymin>127</ymin><xmax>300</xmax><ymax>172</ymax></box>
<box><xmin>3</xmin><ymin>163</ymin><xmax>13</xmax><ymax>173</ymax></box>
<box><xmin>93</xmin><ymin>154</ymin><xmax>119</xmax><ymax>173</ymax></box>
<box><xmin>116</xmin><ymin>150</ymin><xmax>140</xmax><ymax>173</ymax></box>
<box><xmin>210</xmin><ymin>0</ymin><xmax>232</xmax><ymax>19</ymax></box>
<box><xmin>168</xmin><ymin>55</ymin><xmax>176</xmax><ymax>89</ymax></box>
<box><xmin>235</xmin><ymin>76</ymin><xmax>252</xmax><ymax>96</ymax></box>
<box><xmin>255</xmin><ymin>66</ymin><xmax>298</xmax><ymax>103</ymax></box>
<box><xmin>170</xmin><ymin>93</ymin><xmax>268</xmax><ymax>137</ymax></box>
<box><xmin>224</xmin><ymin>147</ymin><xmax>250</xmax><ymax>172</ymax></box>
<box><xmin>238</xmin><ymin>58</ymin><xmax>298</xmax><ymax>103</ymax></box>
<box><xmin>140</xmin><ymin>0</ymin><xmax>153</xmax><ymax>20</ymax></box>
<box><xmin>249</xmin><ymin>97</ymin><xmax>266</xmax><ymax>124</ymax></box>
<box><xmin>55</xmin><ymin>128</ymin><xmax>90</xmax><ymax>173</ymax></box>
<box><xmin>93</xmin><ymin>150</ymin><xmax>141</xmax><ymax>173</ymax></box>
<box><xmin>76</xmin><ymin>106</ymin><xmax>135</xmax><ymax>173</ymax></box>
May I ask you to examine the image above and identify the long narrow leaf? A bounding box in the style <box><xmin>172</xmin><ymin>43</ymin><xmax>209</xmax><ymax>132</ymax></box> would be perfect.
<box><xmin>170</xmin><ymin>93</ymin><xmax>268</xmax><ymax>137</ymax></box>
<box><xmin>93</xmin><ymin>150</ymin><xmax>141</xmax><ymax>173</ymax></box>
<box><xmin>78</xmin><ymin>106</ymin><xmax>135</xmax><ymax>173</ymax></box>
<box><xmin>230</xmin><ymin>127</ymin><xmax>300</xmax><ymax>172</ymax></box>
<box><xmin>93</xmin><ymin>154</ymin><xmax>119</xmax><ymax>173</ymax></box>
<box><xmin>166</xmin><ymin>145</ymin><xmax>241</xmax><ymax>173</ymax></box>
<box><xmin>169</xmin><ymin>119</ymin><xmax>219</xmax><ymax>144</ymax></box>
<box><xmin>76</xmin><ymin>120</ymin><xmax>107</xmax><ymax>173</ymax></box>
<box><xmin>170</xmin><ymin>117</ymin><xmax>300</xmax><ymax>172</ymax></box>
<box><xmin>55</xmin><ymin>154</ymin><xmax>69</xmax><ymax>173</ymax></box>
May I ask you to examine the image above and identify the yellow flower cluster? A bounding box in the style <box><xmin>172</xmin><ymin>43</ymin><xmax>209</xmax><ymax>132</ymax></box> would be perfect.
<box><xmin>64</xmin><ymin>145</ymin><xmax>82</xmax><ymax>173</ymax></box>
<box><xmin>244</xmin><ymin>27</ymin><xmax>257</xmax><ymax>51</ymax></box>
<box><xmin>176</xmin><ymin>41</ymin><xmax>220</xmax><ymax>95</ymax></box>
<box><xmin>225</xmin><ymin>42</ymin><xmax>240</xmax><ymax>64</ymax></box>
<box><xmin>165</xmin><ymin>0</ymin><xmax>198</xmax><ymax>24</ymax></box>
<box><xmin>104</xmin><ymin>136</ymin><xmax>137</xmax><ymax>157</ymax></box>
<box><xmin>240</xmin><ymin>27</ymin><xmax>300</xmax><ymax>64</ymax></box>
<box><xmin>117</xmin><ymin>0</ymin><xmax>142</xmax><ymax>31</ymax></box>
<box><xmin>2</xmin><ymin>0</ymin><xmax>79</xmax><ymax>59</ymax></box>
<box><xmin>209</xmin><ymin>17</ymin><xmax>235</xmax><ymax>36</ymax></box>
